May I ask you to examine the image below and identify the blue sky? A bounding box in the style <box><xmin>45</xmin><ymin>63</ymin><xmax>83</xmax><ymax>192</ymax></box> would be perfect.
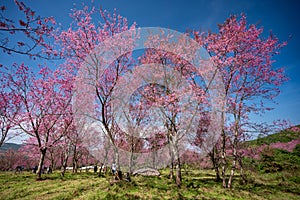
<box><xmin>2</xmin><ymin>0</ymin><xmax>300</xmax><ymax>140</ymax></box>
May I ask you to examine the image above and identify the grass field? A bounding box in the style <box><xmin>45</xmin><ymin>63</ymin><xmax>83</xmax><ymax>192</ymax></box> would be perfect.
<box><xmin>0</xmin><ymin>169</ymin><xmax>299</xmax><ymax>200</ymax></box>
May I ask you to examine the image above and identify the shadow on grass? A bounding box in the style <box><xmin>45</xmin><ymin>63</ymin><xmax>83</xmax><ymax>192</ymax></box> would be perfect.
<box><xmin>185</xmin><ymin>177</ymin><xmax>218</xmax><ymax>189</ymax></box>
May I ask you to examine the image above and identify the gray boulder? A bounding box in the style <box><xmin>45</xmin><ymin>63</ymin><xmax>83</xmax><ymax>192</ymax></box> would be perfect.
<box><xmin>132</xmin><ymin>167</ymin><xmax>160</xmax><ymax>176</ymax></box>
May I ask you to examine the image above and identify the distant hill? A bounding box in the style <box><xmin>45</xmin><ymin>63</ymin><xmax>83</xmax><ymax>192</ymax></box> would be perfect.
<box><xmin>0</xmin><ymin>143</ymin><xmax>22</xmax><ymax>152</ymax></box>
<box><xmin>247</xmin><ymin>125</ymin><xmax>300</xmax><ymax>147</ymax></box>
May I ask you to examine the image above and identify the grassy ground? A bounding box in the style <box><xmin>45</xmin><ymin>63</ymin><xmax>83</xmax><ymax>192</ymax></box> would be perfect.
<box><xmin>0</xmin><ymin>169</ymin><xmax>299</xmax><ymax>200</ymax></box>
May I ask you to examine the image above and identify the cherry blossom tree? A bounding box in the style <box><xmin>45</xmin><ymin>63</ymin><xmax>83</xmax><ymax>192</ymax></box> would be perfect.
<box><xmin>136</xmin><ymin>37</ymin><xmax>211</xmax><ymax>187</ymax></box>
<box><xmin>56</xmin><ymin>6</ymin><xmax>136</xmax><ymax>171</ymax></box>
<box><xmin>194</xmin><ymin>14</ymin><xmax>288</xmax><ymax>188</ymax></box>
<box><xmin>2</xmin><ymin>63</ymin><xmax>73</xmax><ymax>178</ymax></box>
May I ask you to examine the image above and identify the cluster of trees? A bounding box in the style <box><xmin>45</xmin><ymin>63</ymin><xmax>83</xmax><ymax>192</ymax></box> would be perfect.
<box><xmin>0</xmin><ymin>1</ymin><xmax>289</xmax><ymax>187</ymax></box>
<box><xmin>0</xmin><ymin>143</ymin><xmax>96</xmax><ymax>172</ymax></box>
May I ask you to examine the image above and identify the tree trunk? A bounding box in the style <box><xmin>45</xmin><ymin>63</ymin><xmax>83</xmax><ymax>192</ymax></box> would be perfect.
<box><xmin>48</xmin><ymin>150</ymin><xmax>55</xmax><ymax>171</ymax></box>
<box><xmin>152</xmin><ymin>150</ymin><xmax>157</xmax><ymax>169</ymax></box>
<box><xmin>114</xmin><ymin>146</ymin><xmax>120</xmax><ymax>171</ymax></box>
<box><xmin>99</xmin><ymin>163</ymin><xmax>103</xmax><ymax>177</ymax></box>
<box><xmin>60</xmin><ymin>157</ymin><xmax>68</xmax><ymax>177</ymax></box>
<box><xmin>73</xmin><ymin>158</ymin><xmax>78</xmax><ymax>173</ymax></box>
<box><xmin>51</xmin><ymin>156</ymin><xmax>55</xmax><ymax>171</ymax></box>
<box><xmin>169</xmin><ymin>162</ymin><xmax>174</xmax><ymax>180</ymax></box>
<box><xmin>129</xmin><ymin>135</ymin><xmax>137</xmax><ymax>174</ymax></box>
<box><xmin>238</xmin><ymin>155</ymin><xmax>247</xmax><ymax>184</ymax></box>
<box><xmin>209</xmin><ymin>146</ymin><xmax>221</xmax><ymax>181</ymax></box>
<box><xmin>173</xmin><ymin>145</ymin><xmax>182</xmax><ymax>187</ymax></box>
<box><xmin>61</xmin><ymin>146</ymin><xmax>70</xmax><ymax>177</ymax></box>
<box><xmin>221</xmin><ymin>132</ymin><xmax>227</xmax><ymax>187</ymax></box>
<box><xmin>168</xmin><ymin>141</ymin><xmax>174</xmax><ymax>180</ymax></box>
<box><xmin>228</xmin><ymin>117</ymin><xmax>240</xmax><ymax>188</ymax></box>
<box><xmin>220</xmin><ymin>108</ymin><xmax>227</xmax><ymax>188</ymax></box>
<box><xmin>227</xmin><ymin>145</ymin><xmax>237</xmax><ymax>188</ymax></box>
<box><xmin>72</xmin><ymin>145</ymin><xmax>78</xmax><ymax>173</ymax></box>
<box><xmin>99</xmin><ymin>149</ymin><xmax>109</xmax><ymax>177</ymax></box>
<box><xmin>129</xmin><ymin>150</ymin><xmax>134</xmax><ymax>174</ymax></box>
<box><xmin>215</xmin><ymin>165</ymin><xmax>221</xmax><ymax>182</ymax></box>
<box><xmin>36</xmin><ymin>148</ymin><xmax>47</xmax><ymax>179</ymax></box>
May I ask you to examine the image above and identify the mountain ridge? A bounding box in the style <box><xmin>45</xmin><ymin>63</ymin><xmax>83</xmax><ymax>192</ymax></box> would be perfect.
<box><xmin>0</xmin><ymin>143</ymin><xmax>22</xmax><ymax>152</ymax></box>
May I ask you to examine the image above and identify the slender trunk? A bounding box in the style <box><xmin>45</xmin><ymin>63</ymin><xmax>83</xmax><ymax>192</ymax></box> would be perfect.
<box><xmin>215</xmin><ymin>165</ymin><xmax>221</xmax><ymax>181</ymax></box>
<box><xmin>168</xmin><ymin>141</ymin><xmax>174</xmax><ymax>180</ymax></box>
<box><xmin>61</xmin><ymin>146</ymin><xmax>70</xmax><ymax>177</ymax></box>
<box><xmin>114</xmin><ymin>146</ymin><xmax>120</xmax><ymax>171</ymax></box>
<box><xmin>99</xmin><ymin>148</ymin><xmax>109</xmax><ymax>177</ymax></box>
<box><xmin>152</xmin><ymin>149</ymin><xmax>157</xmax><ymax>169</ymax></box>
<box><xmin>36</xmin><ymin>148</ymin><xmax>47</xmax><ymax>179</ymax></box>
<box><xmin>173</xmin><ymin>144</ymin><xmax>182</xmax><ymax>187</ymax></box>
<box><xmin>209</xmin><ymin>146</ymin><xmax>221</xmax><ymax>181</ymax></box>
<box><xmin>49</xmin><ymin>151</ymin><xmax>55</xmax><ymax>171</ymax></box>
<box><xmin>238</xmin><ymin>154</ymin><xmax>247</xmax><ymax>184</ymax></box>
<box><xmin>228</xmin><ymin>116</ymin><xmax>240</xmax><ymax>188</ymax></box>
<box><xmin>51</xmin><ymin>156</ymin><xmax>55</xmax><ymax>171</ymax></box>
<box><xmin>129</xmin><ymin>149</ymin><xmax>134</xmax><ymax>174</ymax></box>
<box><xmin>220</xmin><ymin>108</ymin><xmax>227</xmax><ymax>188</ymax></box>
<box><xmin>169</xmin><ymin>163</ymin><xmax>174</xmax><ymax>180</ymax></box>
<box><xmin>0</xmin><ymin>129</ymin><xmax>9</xmax><ymax>148</ymax></box>
<box><xmin>73</xmin><ymin>158</ymin><xmax>78</xmax><ymax>173</ymax></box>
<box><xmin>129</xmin><ymin>136</ymin><xmax>135</xmax><ymax>174</ymax></box>
<box><xmin>72</xmin><ymin>145</ymin><xmax>78</xmax><ymax>173</ymax></box>
<box><xmin>72</xmin><ymin>155</ymin><xmax>78</xmax><ymax>173</ymax></box>
<box><xmin>228</xmin><ymin>141</ymin><xmax>237</xmax><ymax>188</ymax></box>
<box><xmin>221</xmin><ymin>129</ymin><xmax>227</xmax><ymax>188</ymax></box>
<box><xmin>99</xmin><ymin>164</ymin><xmax>103</xmax><ymax>176</ymax></box>
<box><xmin>60</xmin><ymin>155</ymin><xmax>68</xmax><ymax>177</ymax></box>
<box><xmin>175</xmin><ymin>162</ymin><xmax>182</xmax><ymax>187</ymax></box>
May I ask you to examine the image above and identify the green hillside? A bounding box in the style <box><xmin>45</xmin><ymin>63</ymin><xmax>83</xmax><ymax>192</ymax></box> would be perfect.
<box><xmin>243</xmin><ymin>125</ymin><xmax>300</xmax><ymax>174</ymax></box>
<box><xmin>247</xmin><ymin>125</ymin><xmax>300</xmax><ymax>147</ymax></box>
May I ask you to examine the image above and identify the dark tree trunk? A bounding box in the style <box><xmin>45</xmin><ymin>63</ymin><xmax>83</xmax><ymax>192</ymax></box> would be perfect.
<box><xmin>61</xmin><ymin>145</ymin><xmax>70</xmax><ymax>177</ymax></box>
<box><xmin>36</xmin><ymin>148</ymin><xmax>47</xmax><ymax>179</ymax></box>
<box><xmin>152</xmin><ymin>150</ymin><xmax>157</xmax><ymax>169</ymax></box>
<box><xmin>72</xmin><ymin>145</ymin><xmax>78</xmax><ymax>173</ymax></box>
<box><xmin>209</xmin><ymin>146</ymin><xmax>221</xmax><ymax>181</ymax></box>
<box><xmin>73</xmin><ymin>158</ymin><xmax>78</xmax><ymax>173</ymax></box>
<box><xmin>221</xmin><ymin>132</ymin><xmax>227</xmax><ymax>187</ymax></box>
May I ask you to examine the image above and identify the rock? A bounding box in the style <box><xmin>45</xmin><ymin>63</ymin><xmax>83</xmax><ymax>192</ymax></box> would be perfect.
<box><xmin>132</xmin><ymin>167</ymin><xmax>160</xmax><ymax>176</ymax></box>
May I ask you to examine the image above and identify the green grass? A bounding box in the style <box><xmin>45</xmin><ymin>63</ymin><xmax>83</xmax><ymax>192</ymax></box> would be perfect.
<box><xmin>0</xmin><ymin>169</ymin><xmax>299</xmax><ymax>200</ymax></box>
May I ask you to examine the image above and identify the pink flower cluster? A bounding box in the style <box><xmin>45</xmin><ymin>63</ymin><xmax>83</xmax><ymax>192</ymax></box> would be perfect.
<box><xmin>241</xmin><ymin>137</ymin><xmax>300</xmax><ymax>160</ymax></box>
<box><xmin>270</xmin><ymin>138</ymin><xmax>300</xmax><ymax>152</ymax></box>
